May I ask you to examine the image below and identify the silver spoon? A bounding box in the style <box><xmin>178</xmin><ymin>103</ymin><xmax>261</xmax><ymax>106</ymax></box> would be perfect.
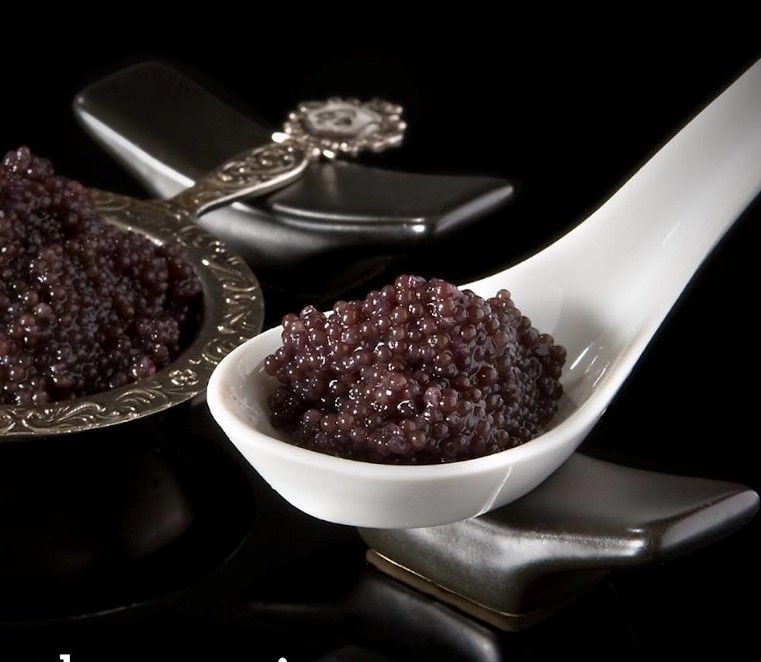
<box><xmin>169</xmin><ymin>97</ymin><xmax>406</xmax><ymax>215</ymax></box>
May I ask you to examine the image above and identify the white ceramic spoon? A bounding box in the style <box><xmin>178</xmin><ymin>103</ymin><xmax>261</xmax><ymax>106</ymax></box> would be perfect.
<box><xmin>208</xmin><ymin>60</ymin><xmax>761</xmax><ymax>529</ymax></box>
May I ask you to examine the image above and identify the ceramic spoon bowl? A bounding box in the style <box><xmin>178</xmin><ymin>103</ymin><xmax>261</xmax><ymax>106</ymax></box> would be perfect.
<box><xmin>208</xmin><ymin>60</ymin><xmax>761</xmax><ymax>528</ymax></box>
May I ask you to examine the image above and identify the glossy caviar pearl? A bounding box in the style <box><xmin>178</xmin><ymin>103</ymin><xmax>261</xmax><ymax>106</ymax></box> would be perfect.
<box><xmin>0</xmin><ymin>147</ymin><xmax>202</xmax><ymax>405</ymax></box>
<box><xmin>266</xmin><ymin>274</ymin><xmax>565</xmax><ymax>465</ymax></box>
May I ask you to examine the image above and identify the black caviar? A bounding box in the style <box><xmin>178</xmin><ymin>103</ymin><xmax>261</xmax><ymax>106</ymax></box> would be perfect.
<box><xmin>0</xmin><ymin>147</ymin><xmax>202</xmax><ymax>405</ymax></box>
<box><xmin>265</xmin><ymin>275</ymin><xmax>566</xmax><ymax>464</ymax></box>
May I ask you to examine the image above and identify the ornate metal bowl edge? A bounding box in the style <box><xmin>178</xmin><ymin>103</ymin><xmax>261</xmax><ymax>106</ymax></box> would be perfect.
<box><xmin>0</xmin><ymin>191</ymin><xmax>264</xmax><ymax>439</ymax></box>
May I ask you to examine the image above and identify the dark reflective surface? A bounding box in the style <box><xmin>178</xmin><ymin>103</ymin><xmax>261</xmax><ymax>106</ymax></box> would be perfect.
<box><xmin>0</xmin><ymin>402</ymin><xmax>254</xmax><ymax>623</ymax></box>
<box><xmin>0</xmin><ymin>32</ymin><xmax>759</xmax><ymax>661</ymax></box>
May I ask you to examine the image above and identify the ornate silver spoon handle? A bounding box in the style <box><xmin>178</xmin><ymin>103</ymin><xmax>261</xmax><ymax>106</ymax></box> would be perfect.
<box><xmin>170</xmin><ymin>140</ymin><xmax>308</xmax><ymax>216</ymax></box>
<box><xmin>169</xmin><ymin>97</ymin><xmax>406</xmax><ymax>217</ymax></box>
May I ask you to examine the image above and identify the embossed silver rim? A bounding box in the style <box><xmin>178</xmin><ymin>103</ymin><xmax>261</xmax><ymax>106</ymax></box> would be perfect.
<box><xmin>0</xmin><ymin>191</ymin><xmax>264</xmax><ymax>439</ymax></box>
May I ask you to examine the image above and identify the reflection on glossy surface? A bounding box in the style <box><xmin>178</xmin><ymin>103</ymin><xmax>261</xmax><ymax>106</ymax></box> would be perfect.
<box><xmin>227</xmin><ymin>543</ymin><xmax>691</xmax><ymax>662</ymax></box>
<box><xmin>0</xmin><ymin>401</ymin><xmax>255</xmax><ymax>623</ymax></box>
<box><xmin>233</xmin><ymin>543</ymin><xmax>504</xmax><ymax>662</ymax></box>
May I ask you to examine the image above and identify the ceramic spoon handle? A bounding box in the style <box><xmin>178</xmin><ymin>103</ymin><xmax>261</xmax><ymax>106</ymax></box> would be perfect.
<box><xmin>169</xmin><ymin>140</ymin><xmax>308</xmax><ymax>216</ymax></box>
<box><xmin>479</xmin><ymin>58</ymin><xmax>761</xmax><ymax>342</ymax></box>
<box><xmin>522</xmin><ymin>59</ymin><xmax>761</xmax><ymax>328</ymax></box>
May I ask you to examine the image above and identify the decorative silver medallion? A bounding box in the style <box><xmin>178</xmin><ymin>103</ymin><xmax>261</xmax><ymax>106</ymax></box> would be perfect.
<box><xmin>170</xmin><ymin>96</ymin><xmax>407</xmax><ymax>217</ymax></box>
<box><xmin>283</xmin><ymin>97</ymin><xmax>406</xmax><ymax>158</ymax></box>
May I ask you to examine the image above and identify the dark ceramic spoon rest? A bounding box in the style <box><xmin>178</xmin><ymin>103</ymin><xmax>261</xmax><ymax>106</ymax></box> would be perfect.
<box><xmin>73</xmin><ymin>62</ymin><xmax>514</xmax><ymax>299</ymax></box>
<box><xmin>360</xmin><ymin>453</ymin><xmax>758</xmax><ymax>630</ymax></box>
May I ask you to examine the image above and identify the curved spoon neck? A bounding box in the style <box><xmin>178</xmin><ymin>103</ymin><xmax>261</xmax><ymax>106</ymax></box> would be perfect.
<box><xmin>508</xmin><ymin>59</ymin><xmax>761</xmax><ymax>330</ymax></box>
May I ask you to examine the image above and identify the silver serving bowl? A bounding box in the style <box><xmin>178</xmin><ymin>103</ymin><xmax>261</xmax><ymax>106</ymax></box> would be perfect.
<box><xmin>0</xmin><ymin>189</ymin><xmax>264</xmax><ymax>438</ymax></box>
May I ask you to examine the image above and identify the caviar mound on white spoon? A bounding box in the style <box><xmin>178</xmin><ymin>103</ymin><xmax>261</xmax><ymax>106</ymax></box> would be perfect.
<box><xmin>208</xmin><ymin>60</ymin><xmax>761</xmax><ymax>528</ymax></box>
<box><xmin>265</xmin><ymin>278</ymin><xmax>565</xmax><ymax>465</ymax></box>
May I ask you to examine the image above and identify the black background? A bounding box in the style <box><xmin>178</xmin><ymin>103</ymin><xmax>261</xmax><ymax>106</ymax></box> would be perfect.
<box><xmin>1</xmin><ymin>21</ymin><xmax>760</xmax><ymax>660</ymax></box>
